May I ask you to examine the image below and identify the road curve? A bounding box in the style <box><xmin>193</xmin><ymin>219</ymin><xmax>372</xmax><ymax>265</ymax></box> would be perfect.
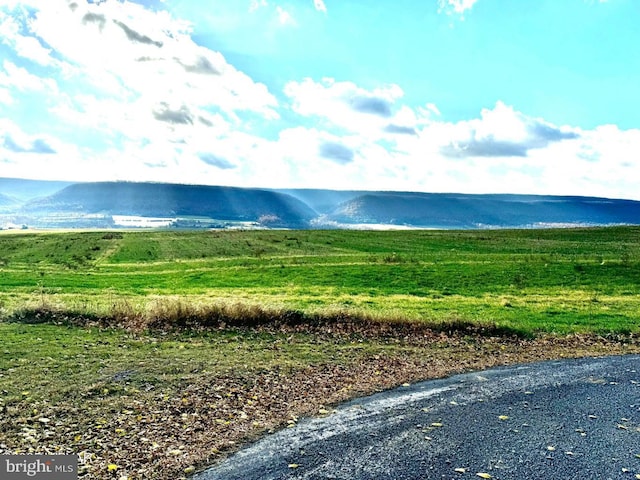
<box><xmin>194</xmin><ymin>355</ymin><xmax>640</xmax><ymax>480</ymax></box>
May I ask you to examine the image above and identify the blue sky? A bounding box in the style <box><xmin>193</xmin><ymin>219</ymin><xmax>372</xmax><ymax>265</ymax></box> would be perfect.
<box><xmin>1</xmin><ymin>0</ymin><xmax>639</xmax><ymax>199</ymax></box>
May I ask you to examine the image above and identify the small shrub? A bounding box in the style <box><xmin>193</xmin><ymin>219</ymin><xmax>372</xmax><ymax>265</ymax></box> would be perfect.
<box><xmin>382</xmin><ymin>253</ymin><xmax>403</xmax><ymax>263</ymax></box>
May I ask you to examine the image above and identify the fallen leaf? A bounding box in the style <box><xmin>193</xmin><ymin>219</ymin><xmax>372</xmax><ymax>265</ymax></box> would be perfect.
<box><xmin>498</xmin><ymin>415</ymin><xmax>509</xmax><ymax>421</ymax></box>
<box><xmin>454</xmin><ymin>467</ymin><xmax>466</xmax><ymax>473</ymax></box>
<box><xmin>430</xmin><ymin>423</ymin><xmax>444</xmax><ymax>427</ymax></box>
<box><xmin>107</xmin><ymin>464</ymin><xmax>118</xmax><ymax>472</ymax></box>
<box><xmin>476</xmin><ymin>473</ymin><xmax>492</xmax><ymax>479</ymax></box>
<box><xmin>288</xmin><ymin>464</ymin><xmax>300</xmax><ymax>469</ymax></box>
<box><xmin>547</xmin><ymin>446</ymin><xmax>556</xmax><ymax>451</ymax></box>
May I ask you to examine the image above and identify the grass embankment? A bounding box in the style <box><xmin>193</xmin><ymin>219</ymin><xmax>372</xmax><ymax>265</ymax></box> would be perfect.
<box><xmin>1</xmin><ymin>227</ymin><xmax>640</xmax><ymax>479</ymax></box>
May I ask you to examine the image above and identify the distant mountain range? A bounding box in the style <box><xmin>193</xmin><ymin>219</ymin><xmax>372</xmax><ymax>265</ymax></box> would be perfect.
<box><xmin>2</xmin><ymin>178</ymin><xmax>640</xmax><ymax>229</ymax></box>
<box><xmin>322</xmin><ymin>192</ymin><xmax>640</xmax><ymax>229</ymax></box>
<box><xmin>0</xmin><ymin>193</ymin><xmax>18</xmax><ymax>209</ymax></box>
<box><xmin>0</xmin><ymin>177</ymin><xmax>73</xmax><ymax>201</ymax></box>
<box><xmin>22</xmin><ymin>182</ymin><xmax>315</xmax><ymax>228</ymax></box>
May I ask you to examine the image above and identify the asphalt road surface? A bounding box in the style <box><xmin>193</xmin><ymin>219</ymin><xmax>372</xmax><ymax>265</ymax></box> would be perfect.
<box><xmin>195</xmin><ymin>355</ymin><xmax>640</xmax><ymax>480</ymax></box>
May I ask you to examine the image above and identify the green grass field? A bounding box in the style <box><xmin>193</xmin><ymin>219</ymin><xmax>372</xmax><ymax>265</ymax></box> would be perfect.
<box><xmin>2</xmin><ymin>227</ymin><xmax>640</xmax><ymax>479</ymax></box>
<box><xmin>1</xmin><ymin>227</ymin><xmax>640</xmax><ymax>334</ymax></box>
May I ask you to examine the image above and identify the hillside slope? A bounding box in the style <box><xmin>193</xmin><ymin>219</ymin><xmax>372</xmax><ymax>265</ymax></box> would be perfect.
<box><xmin>6</xmin><ymin>179</ymin><xmax>640</xmax><ymax>229</ymax></box>
<box><xmin>24</xmin><ymin>182</ymin><xmax>317</xmax><ymax>227</ymax></box>
<box><xmin>0</xmin><ymin>193</ymin><xmax>19</xmax><ymax>213</ymax></box>
<box><xmin>324</xmin><ymin>192</ymin><xmax>640</xmax><ymax>228</ymax></box>
<box><xmin>0</xmin><ymin>177</ymin><xmax>73</xmax><ymax>201</ymax></box>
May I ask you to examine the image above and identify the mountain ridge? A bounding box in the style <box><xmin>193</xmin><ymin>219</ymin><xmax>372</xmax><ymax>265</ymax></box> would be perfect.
<box><xmin>0</xmin><ymin>177</ymin><xmax>74</xmax><ymax>201</ymax></box>
<box><xmin>2</xmin><ymin>179</ymin><xmax>640</xmax><ymax>229</ymax></box>
<box><xmin>323</xmin><ymin>191</ymin><xmax>640</xmax><ymax>228</ymax></box>
<box><xmin>22</xmin><ymin>182</ymin><xmax>316</xmax><ymax>228</ymax></box>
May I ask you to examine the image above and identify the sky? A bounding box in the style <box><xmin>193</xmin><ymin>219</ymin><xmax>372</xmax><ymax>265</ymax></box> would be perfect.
<box><xmin>0</xmin><ymin>0</ymin><xmax>639</xmax><ymax>199</ymax></box>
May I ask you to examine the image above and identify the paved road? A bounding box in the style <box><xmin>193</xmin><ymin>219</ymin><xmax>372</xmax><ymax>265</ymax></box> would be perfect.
<box><xmin>194</xmin><ymin>355</ymin><xmax>640</xmax><ymax>480</ymax></box>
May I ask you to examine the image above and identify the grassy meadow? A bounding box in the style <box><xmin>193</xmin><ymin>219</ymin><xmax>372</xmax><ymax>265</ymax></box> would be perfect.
<box><xmin>1</xmin><ymin>227</ymin><xmax>640</xmax><ymax>334</ymax></box>
<box><xmin>1</xmin><ymin>227</ymin><xmax>640</xmax><ymax>479</ymax></box>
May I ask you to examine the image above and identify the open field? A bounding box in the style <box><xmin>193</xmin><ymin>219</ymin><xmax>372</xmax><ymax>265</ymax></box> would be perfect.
<box><xmin>1</xmin><ymin>227</ymin><xmax>640</xmax><ymax>479</ymax></box>
<box><xmin>2</xmin><ymin>227</ymin><xmax>640</xmax><ymax>334</ymax></box>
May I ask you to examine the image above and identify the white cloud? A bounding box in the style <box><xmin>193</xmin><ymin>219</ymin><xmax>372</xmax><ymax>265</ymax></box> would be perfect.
<box><xmin>313</xmin><ymin>0</ymin><xmax>327</xmax><ymax>13</ymax></box>
<box><xmin>0</xmin><ymin>87</ymin><xmax>11</xmax><ymax>104</ymax></box>
<box><xmin>14</xmin><ymin>34</ymin><xmax>54</xmax><ymax>66</ymax></box>
<box><xmin>0</xmin><ymin>0</ymin><xmax>284</xmax><ymax>184</ymax></box>
<box><xmin>433</xmin><ymin>101</ymin><xmax>580</xmax><ymax>158</ymax></box>
<box><xmin>249</xmin><ymin>0</ymin><xmax>268</xmax><ymax>13</ymax></box>
<box><xmin>276</xmin><ymin>85</ymin><xmax>640</xmax><ymax>198</ymax></box>
<box><xmin>438</xmin><ymin>0</ymin><xmax>479</xmax><ymax>16</ymax></box>
<box><xmin>1</xmin><ymin>2</ymin><xmax>639</xmax><ymax>201</ymax></box>
<box><xmin>24</xmin><ymin>1</ymin><xmax>279</xmax><ymax>119</ymax></box>
<box><xmin>0</xmin><ymin>12</ymin><xmax>54</xmax><ymax>66</ymax></box>
<box><xmin>276</xmin><ymin>6</ymin><xmax>296</xmax><ymax>26</ymax></box>
<box><xmin>0</xmin><ymin>119</ymin><xmax>70</xmax><ymax>180</ymax></box>
<box><xmin>0</xmin><ymin>60</ymin><xmax>58</xmax><ymax>93</ymax></box>
<box><xmin>284</xmin><ymin>77</ymin><xmax>419</xmax><ymax>138</ymax></box>
<box><xmin>2</xmin><ymin>1</ymin><xmax>279</xmax><ymax>152</ymax></box>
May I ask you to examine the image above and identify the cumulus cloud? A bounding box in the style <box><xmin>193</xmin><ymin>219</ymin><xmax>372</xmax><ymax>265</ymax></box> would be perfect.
<box><xmin>384</xmin><ymin>124</ymin><xmax>418</xmax><ymax>136</ymax></box>
<box><xmin>249</xmin><ymin>0</ymin><xmax>268</xmax><ymax>13</ymax></box>
<box><xmin>20</xmin><ymin>0</ymin><xmax>278</xmax><ymax>120</ymax></box>
<box><xmin>0</xmin><ymin>60</ymin><xmax>58</xmax><ymax>93</ymax></box>
<box><xmin>152</xmin><ymin>103</ymin><xmax>194</xmax><ymax>125</ymax></box>
<box><xmin>112</xmin><ymin>19</ymin><xmax>164</xmax><ymax>47</ymax></box>
<box><xmin>349</xmin><ymin>95</ymin><xmax>393</xmax><ymax>117</ymax></box>
<box><xmin>1</xmin><ymin>2</ymin><xmax>638</xmax><ymax>201</ymax></box>
<box><xmin>319</xmin><ymin>141</ymin><xmax>354</xmax><ymax>164</ymax></box>
<box><xmin>442</xmin><ymin>140</ymin><xmax>528</xmax><ymax>158</ymax></box>
<box><xmin>438</xmin><ymin>0</ymin><xmax>480</xmax><ymax>16</ymax></box>
<box><xmin>439</xmin><ymin>102</ymin><xmax>580</xmax><ymax>158</ymax></box>
<box><xmin>177</xmin><ymin>56</ymin><xmax>220</xmax><ymax>75</ymax></box>
<box><xmin>276</xmin><ymin>6</ymin><xmax>296</xmax><ymax>26</ymax></box>
<box><xmin>284</xmin><ymin>77</ymin><xmax>414</xmax><ymax>137</ymax></box>
<box><xmin>0</xmin><ymin>0</ymin><xmax>284</xmax><ymax>184</ymax></box>
<box><xmin>81</xmin><ymin>12</ymin><xmax>107</xmax><ymax>29</ymax></box>
<box><xmin>313</xmin><ymin>0</ymin><xmax>327</xmax><ymax>13</ymax></box>
<box><xmin>0</xmin><ymin>120</ymin><xmax>59</xmax><ymax>158</ymax></box>
<box><xmin>3</xmin><ymin>134</ymin><xmax>56</xmax><ymax>154</ymax></box>
<box><xmin>0</xmin><ymin>87</ymin><xmax>11</xmax><ymax>104</ymax></box>
<box><xmin>0</xmin><ymin>11</ymin><xmax>53</xmax><ymax>66</ymax></box>
<box><xmin>198</xmin><ymin>153</ymin><xmax>236</xmax><ymax>170</ymax></box>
